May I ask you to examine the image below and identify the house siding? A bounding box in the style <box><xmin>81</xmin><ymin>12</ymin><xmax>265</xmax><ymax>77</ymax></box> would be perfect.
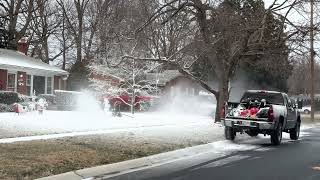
<box><xmin>163</xmin><ymin>76</ymin><xmax>200</xmax><ymax>97</ymax></box>
<box><xmin>0</xmin><ymin>69</ymin><xmax>7</xmax><ymax>90</ymax></box>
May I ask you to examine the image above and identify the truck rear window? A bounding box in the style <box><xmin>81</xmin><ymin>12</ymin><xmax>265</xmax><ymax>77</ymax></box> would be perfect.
<box><xmin>240</xmin><ymin>92</ymin><xmax>284</xmax><ymax>105</ymax></box>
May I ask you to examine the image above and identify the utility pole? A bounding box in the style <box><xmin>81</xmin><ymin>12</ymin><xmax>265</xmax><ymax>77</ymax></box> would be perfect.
<box><xmin>310</xmin><ymin>0</ymin><xmax>315</xmax><ymax>121</ymax></box>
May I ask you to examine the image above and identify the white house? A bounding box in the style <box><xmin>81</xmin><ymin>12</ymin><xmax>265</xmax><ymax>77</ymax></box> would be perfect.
<box><xmin>0</xmin><ymin>41</ymin><xmax>68</xmax><ymax>96</ymax></box>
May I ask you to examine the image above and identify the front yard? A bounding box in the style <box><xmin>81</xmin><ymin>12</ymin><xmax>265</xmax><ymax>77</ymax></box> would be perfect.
<box><xmin>0</xmin><ymin>134</ymin><xmax>185</xmax><ymax>179</ymax></box>
<box><xmin>0</xmin><ymin>120</ymin><xmax>223</xmax><ymax>179</ymax></box>
<box><xmin>0</xmin><ymin>110</ymin><xmax>224</xmax><ymax>179</ymax></box>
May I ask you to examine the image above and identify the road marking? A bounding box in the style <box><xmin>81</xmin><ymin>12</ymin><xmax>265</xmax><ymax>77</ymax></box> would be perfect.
<box><xmin>194</xmin><ymin>155</ymin><xmax>251</xmax><ymax>170</ymax></box>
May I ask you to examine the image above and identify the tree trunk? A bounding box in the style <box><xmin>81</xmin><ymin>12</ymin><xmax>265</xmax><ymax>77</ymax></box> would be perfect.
<box><xmin>131</xmin><ymin>90</ymin><xmax>135</xmax><ymax>115</ymax></box>
<box><xmin>62</xmin><ymin>15</ymin><xmax>66</xmax><ymax>70</ymax></box>
<box><xmin>76</xmin><ymin>37</ymin><xmax>82</xmax><ymax>62</ymax></box>
<box><xmin>214</xmin><ymin>76</ymin><xmax>230</xmax><ymax>122</ymax></box>
<box><xmin>43</xmin><ymin>37</ymin><xmax>49</xmax><ymax>63</ymax></box>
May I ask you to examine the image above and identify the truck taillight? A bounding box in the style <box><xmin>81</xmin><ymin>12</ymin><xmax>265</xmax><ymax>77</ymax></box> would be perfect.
<box><xmin>268</xmin><ymin>106</ymin><xmax>274</xmax><ymax>121</ymax></box>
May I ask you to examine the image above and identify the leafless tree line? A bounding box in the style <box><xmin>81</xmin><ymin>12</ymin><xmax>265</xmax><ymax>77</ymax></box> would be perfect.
<box><xmin>0</xmin><ymin>0</ymin><xmax>319</xmax><ymax>120</ymax></box>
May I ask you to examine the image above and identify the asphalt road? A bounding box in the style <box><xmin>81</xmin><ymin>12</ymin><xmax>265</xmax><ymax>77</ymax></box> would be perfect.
<box><xmin>106</xmin><ymin>126</ymin><xmax>320</xmax><ymax>180</ymax></box>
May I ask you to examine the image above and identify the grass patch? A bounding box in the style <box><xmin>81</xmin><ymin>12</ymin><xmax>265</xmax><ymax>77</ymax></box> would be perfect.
<box><xmin>301</xmin><ymin>114</ymin><xmax>320</xmax><ymax>124</ymax></box>
<box><xmin>0</xmin><ymin>134</ymin><xmax>202</xmax><ymax>179</ymax></box>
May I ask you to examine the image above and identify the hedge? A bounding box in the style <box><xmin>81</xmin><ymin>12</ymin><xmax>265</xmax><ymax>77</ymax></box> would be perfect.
<box><xmin>0</xmin><ymin>91</ymin><xmax>21</xmax><ymax>105</ymax></box>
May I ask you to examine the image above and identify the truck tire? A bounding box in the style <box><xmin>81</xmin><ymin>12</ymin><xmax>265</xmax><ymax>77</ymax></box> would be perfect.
<box><xmin>271</xmin><ymin>123</ymin><xmax>282</xmax><ymax>145</ymax></box>
<box><xmin>290</xmin><ymin>120</ymin><xmax>300</xmax><ymax>140</ymax></box>
<box><xmin>225</xmin><ymin>127</ymin><xmax>236</xmax><ymax>141</ymax></box>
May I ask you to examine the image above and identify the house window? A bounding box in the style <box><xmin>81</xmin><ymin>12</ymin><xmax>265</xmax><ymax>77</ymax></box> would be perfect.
<box><xmin>47</xmin><ymin>77</ymin><xmax>52</xmax><ymax>94</ymax></box>
<box><xmin>26</xmin><ymin>75</ymin><xmax>31</xmax><ymax>96</ymax></box>
<box><xmin>26</xmin><ymin>75</ymin><xmax>31</xmax><ymax>86</ymax></box>
<box><xmin>7</xmin><ymin>73</ymin><xmax>16</xmax><ymax>92</ymax></box>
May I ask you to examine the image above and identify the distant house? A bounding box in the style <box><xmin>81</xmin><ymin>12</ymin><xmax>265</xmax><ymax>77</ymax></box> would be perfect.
<box><xmin>0</xmin><ymin>39</ymin><xmax>68</xmax><ymax>96</ymax></box>
<box><xmin>89</xmin><ymin>66</ymin><xmax>124</xmax><ymax>93</ymax></box>
<box><xmin>146</xmin><ymin>70</ymin><xmax>202</xmax><ymax>97</ymax></box>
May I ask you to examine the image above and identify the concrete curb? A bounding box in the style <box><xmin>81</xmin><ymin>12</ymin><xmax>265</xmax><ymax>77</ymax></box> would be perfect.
<box><xmin>37</xmin><ymin>141</ymin><xmax>223</xmax><ymax>180</ymax></box>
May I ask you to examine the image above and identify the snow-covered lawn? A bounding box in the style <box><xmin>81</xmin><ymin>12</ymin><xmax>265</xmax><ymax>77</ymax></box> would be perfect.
<box><xmin>0</xmin><ymin>109</ymin><xmax>317</xmax><ymax>141</ymax></box>
<box><xmin>0</xmin><ymin>110</ymin><xmax>215</xmax><ymax>139</ymax></box>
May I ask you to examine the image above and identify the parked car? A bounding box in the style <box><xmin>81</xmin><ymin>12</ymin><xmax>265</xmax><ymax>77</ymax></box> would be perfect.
<box><xmin>221</xmin><ymin>90</ymin><xmax>301</xmax><ymax>145</ymax></box>
<box><xmin>105</xmin><ymin>91</ymin><xmax>157</xmax><ymax>111</ymax></box>
<box><xmin>298</xmin><ymin>106</ymin><xmax>311</xmax><ymax>114</ymax></box>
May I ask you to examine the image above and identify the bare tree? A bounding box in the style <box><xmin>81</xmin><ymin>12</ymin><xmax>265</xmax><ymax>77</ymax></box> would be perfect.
<box><xmin>0</xmin><ymin>0</ymin><xmax>36</xmax><ymax>49</ymax></box>
<box><xmin>56</xmin><ymin>0</ymin><xmax>90</xmax><ymax>63</ymax></box>
<box><xmin>89</xmin><ymin>38</ymin><xmax>159</xmax><ymax>114</ymax></box>
<box><xmin>128</xmin><ymin>0</ymin><xmax>290</xmax><ymax>121</ymax></box>
<box><xmin>28</xmin><ymin>0</ymin><xmax>64</xmax><ymax>63</ymax></box>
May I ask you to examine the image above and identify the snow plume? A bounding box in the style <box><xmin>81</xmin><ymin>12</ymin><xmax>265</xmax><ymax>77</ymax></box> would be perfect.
<box><xmin>229</xmin><ymin>69</ymin><xmax>264</xmax><ymax>102</ymax></box>
<box><xmin>157</xmin><ymin>84</ymin><xmax>216</xmax><ymax>116</ymax></box>
<box><xmin>76</xmin><ymin>90</ymin><xmax>103</xmax><ymax>113</ymax></box>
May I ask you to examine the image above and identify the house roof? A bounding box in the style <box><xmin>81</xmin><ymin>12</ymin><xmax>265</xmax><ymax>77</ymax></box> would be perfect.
<box><xmin>89</xmin><ymin>65</ymin><xmax>124</xmax><ymax>82</ymax></box>
<box><xmin>146</xmin><ymin>70</ymin><xmax>182</xmax><ymax>85</ymax></box>
<box><xmin>0</xmin><ymin>48</ymin><xmax>68</xmax><ymax>76</ymax></box>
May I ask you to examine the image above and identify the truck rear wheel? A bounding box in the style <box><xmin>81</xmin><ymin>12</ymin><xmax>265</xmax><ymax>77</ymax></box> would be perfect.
<box><xmin>271</xmin><ymin>123</ymin><xmax>282</xmax><ymax>145</ymax></box>
<box><xmin>225</xmin><ymin>127</ymin><xmax>236</xmax><ymax>141</ymax></box>
<box><xmin>290</xmin><ymin>120</ymin><xmax>300</xmax><ymax>140</ymax></box>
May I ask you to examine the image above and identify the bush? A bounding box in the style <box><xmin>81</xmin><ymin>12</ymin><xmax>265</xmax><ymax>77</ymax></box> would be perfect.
<box><xmin>0</xmin><ymin>91</ymin><xmax>21</xmax><ymax>105</ymax></box>
<box><xmin>0</xmin><ymin>103</ymin><xmax>11</xmax><ymax>112</ymax></box>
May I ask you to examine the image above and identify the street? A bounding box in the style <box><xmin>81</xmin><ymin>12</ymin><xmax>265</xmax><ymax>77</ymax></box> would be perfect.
<box><xmin>104</xmin><ymin>126</ymin><xmax>320</xmax><ymax>180</ymax></box>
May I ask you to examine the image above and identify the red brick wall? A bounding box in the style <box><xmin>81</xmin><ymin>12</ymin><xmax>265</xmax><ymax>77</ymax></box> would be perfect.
<box><xmin>0</xmin><ymin>69</ymin><xmax>7</xmax><ymax>91</ymax></box>
<box><xmin>17</xmin><ymin>71</ymin><xmax>27</xmax><ymax>95</ymax></box>
<box><xmin>17</xmin><ymin>39</ymin><xmax>29</xmax><ymax>55</ymax></box>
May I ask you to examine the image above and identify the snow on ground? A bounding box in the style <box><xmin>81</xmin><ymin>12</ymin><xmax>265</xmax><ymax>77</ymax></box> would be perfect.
<box><xmin>0</xmin><ymin>109</ymin><xmax>317</xmax><ymax>144</ymax></box>
<box><xmin>0</xmin><ymin>110</ymin><xmax>215</xmax><ymax>139</ymax></box>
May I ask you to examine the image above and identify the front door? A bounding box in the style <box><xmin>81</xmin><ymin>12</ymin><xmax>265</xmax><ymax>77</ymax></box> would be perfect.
<box><xmin>33</xmin><ymin>76</ymin><xmax>45</xmax><ymax>95</ymax></box>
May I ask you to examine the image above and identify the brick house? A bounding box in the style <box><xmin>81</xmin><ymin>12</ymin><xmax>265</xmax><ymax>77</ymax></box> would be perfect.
<box><xmin>0</xmin><ymin>40</ymin><xmax>68</xmax><ymax>96</ymax></box>
<box><xmin>89</xmin><ymin>65</ymin><xmax>124</xmax><ymax>94</ymax></box>
<box><xmin>146</xmin><ymin>70</ymin><xmax>201</xmax><ymax>97</ymax></box>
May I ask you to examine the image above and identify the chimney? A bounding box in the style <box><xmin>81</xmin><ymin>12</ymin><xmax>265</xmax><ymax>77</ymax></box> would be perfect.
<box><xmin>17</xmin><ymin>37</ymin><xmax>29</xmax><ymax>55</ymax></box>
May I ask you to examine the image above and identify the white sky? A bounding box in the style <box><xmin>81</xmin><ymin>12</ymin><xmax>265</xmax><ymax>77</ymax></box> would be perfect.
<box><xmin>264</xmin><ymin>0</ymin><xmax>320</xmax><ymax>62</ymax></box>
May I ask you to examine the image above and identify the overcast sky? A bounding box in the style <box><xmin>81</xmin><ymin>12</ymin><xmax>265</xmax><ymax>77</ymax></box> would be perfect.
<box><xmin>264</xmin><ymin>0</ymin><xmax>319</xmax><ymax>62</ymax></box>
